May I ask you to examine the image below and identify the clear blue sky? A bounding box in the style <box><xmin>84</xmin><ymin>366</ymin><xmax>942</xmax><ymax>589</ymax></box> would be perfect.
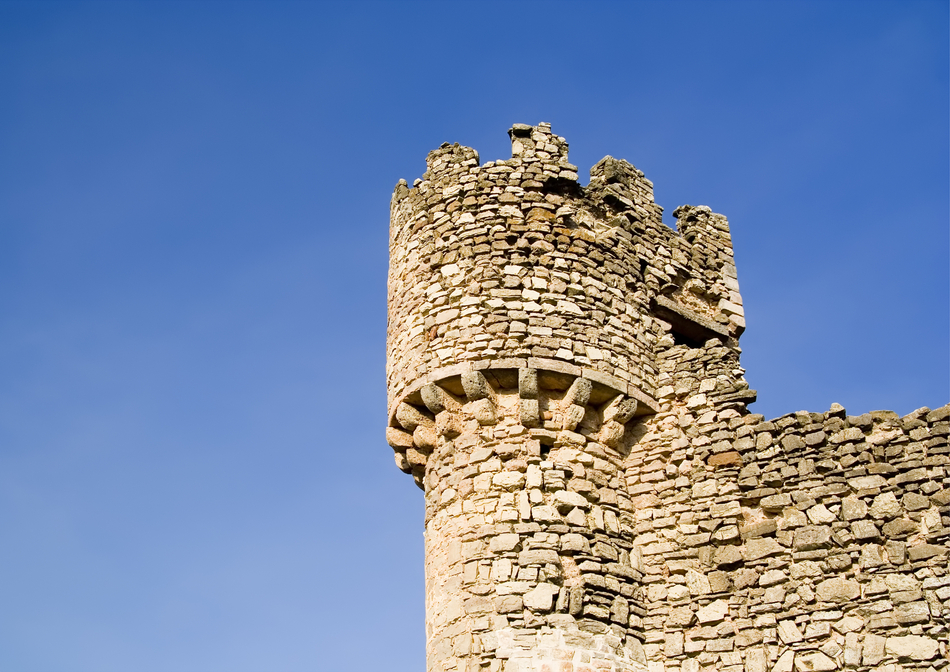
<box><xmin>0</xmin><ymin>1</ymin><xmax>946</xmax><ymax>670</ymax></box>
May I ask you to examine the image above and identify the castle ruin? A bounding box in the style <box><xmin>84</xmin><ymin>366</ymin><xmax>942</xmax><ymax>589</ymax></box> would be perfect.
<box><xmin>385</xmin><ymin>123</ymin><xmax>949</xmax><ymax>672</ymax></box>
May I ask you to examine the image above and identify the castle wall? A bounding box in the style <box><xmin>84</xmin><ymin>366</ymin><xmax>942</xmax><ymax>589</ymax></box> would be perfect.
<box><xmin>629</xmin><ymin>342</ymin><xmax>949</xmax><ymax>672</ymax></box>
<box><xmin>386</xmin><ymin>123</ymin><xmax>948</xmax><ymax>672</ymax></box>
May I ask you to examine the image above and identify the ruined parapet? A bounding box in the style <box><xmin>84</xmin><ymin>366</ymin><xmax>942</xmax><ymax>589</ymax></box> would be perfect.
<box><xmin>384</xmin><ymin>124</ymin><xmax>948</xmax><ymax>672</ymax></box>
<box><xmin>387</xmin><ymin>123</ymin><xmax>748</xmax><ymax>421</ymax></box>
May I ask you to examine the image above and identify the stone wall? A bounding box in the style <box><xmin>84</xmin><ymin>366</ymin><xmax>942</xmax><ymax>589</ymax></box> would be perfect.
<box><xmin>385</xmin><ymin>123</ymin><xmax>948</xmax><ymax>672</ymax></box>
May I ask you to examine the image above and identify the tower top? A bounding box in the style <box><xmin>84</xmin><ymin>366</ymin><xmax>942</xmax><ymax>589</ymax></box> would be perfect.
<box><xmin>388</xmin><ymin>122</ymin><xmax>745</xmax><ymax>427</ymax></box>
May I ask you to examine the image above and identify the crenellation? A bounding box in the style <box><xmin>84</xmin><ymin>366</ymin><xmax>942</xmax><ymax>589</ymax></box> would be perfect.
<box><xmin>386</xmin><ymin>123</ymin><xmax>949</xmax><ymax>672</ymax></box>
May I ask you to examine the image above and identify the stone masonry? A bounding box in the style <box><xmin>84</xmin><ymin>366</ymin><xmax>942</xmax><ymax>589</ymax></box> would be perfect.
<box><xmin>386</xmin><ymin>123</ymin><xmax>949</xmax><ymax>672</ymax></box>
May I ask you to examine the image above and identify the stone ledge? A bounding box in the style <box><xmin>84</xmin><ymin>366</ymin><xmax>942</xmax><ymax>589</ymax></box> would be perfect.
<box><xmin>388</xmin><ymin>360</ymin><xmax>659</xmax><ymax>427</ymax></box>
<box><xmin>651</xmin><ymin>295</ymin><xmax>730</xmax><ymax>343</ymax></box>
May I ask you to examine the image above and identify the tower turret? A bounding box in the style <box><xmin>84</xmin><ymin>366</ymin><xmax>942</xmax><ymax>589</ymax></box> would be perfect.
<box><xmin>386</xmin><ymin>123</ymin><xmax>753</xmax><ymax>672</ymax></box>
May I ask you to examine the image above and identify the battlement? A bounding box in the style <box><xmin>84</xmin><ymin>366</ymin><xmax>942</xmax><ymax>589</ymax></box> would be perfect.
<box><xmin>388</xmin><ymin>123</ymin><xmax>747</xmax><ymax>423</ymax></box>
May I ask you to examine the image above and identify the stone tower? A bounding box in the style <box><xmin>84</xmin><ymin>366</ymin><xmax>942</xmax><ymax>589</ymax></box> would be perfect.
<box><xmin>386</xmin><ymin>124</ymin><xmax>949</xmax><ymax>672</ymax></box>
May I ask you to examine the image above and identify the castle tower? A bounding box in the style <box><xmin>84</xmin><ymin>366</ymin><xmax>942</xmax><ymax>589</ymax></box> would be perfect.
<box><xmin>387</xmin><ymin>122</ymin><xmax>751</xmax><ymax>672</ymax></box>
<box><xmin>386</xmin><ymin>124</ymin><xmax>949</xmax><ymax>672</ymax></box>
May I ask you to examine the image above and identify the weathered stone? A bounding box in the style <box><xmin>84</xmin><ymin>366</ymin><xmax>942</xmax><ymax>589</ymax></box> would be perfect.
<box><xmin>901</xmin><ymin>492</ymin><xmax>930</xmax><ymax>511</ymax></box>
<box><xmin>759</xmin><ymin>568</ymin><xmax>787</xmax><ymax>587</ymax></box>
<box><xmin>894</xmin><ymin>600</ymin><xmax>930</xmax><ymax>624</ymax></box>
<box><xmin>851</xmin><ymin>519</ymin><xmax>879</xmax><ymax>540</ymax></box>
<box><xmin>840</xmin><ymin>496</ymin><xmax>868</xmax><ymax>521</ymax></box>
<box><xmin>862</xmin><ymin>634</ymin><xmax>886</xmax><ymax>665</ymax></box>
<box><xmin>744</xmin><ymin>647</ymin><xmax>768</xmax><ymax>672</ymax></box>
<box><xmin>742</xmin><ymin>537</ymin><xmax>783</xmax><ymax>561</ymax></box>
<box><xmin>685</xmin><ymin>569</ymin><xmax>711</xmax><ymax>595</ymax></box>
<box><xmin>761</xmin><ymin>493</ymin><xmax>792</xmax><ymax>511</ymax></box>
<box><xmin>869</xmin><ymin>491</ymin><xmax>901</xmax><ymax>519</ymax></box>
<box><xmin>884</xmin><ymin>635</ymin><xmax>939</xmax><ymax>660</ymax></box>
<box><xmin>777</xmin><ymin>620</ymin><xmax>803</xmax><ymax>644</ymax></box>
<box><xmin>490</xmin><ymin>533</ymin><xmax>521</xmax><ymax>553</ymax></box>
<box><xmin>518</xmin><ymin>548</ymin><xmax>559</xmax><ymax>565</ymax></box>
<box><xmin>523</xmin><ymin>583</ymin><xmax>560</xmax><ymax>612</ymax></box>
<box><xmin>806</xmin><ymin>503</ymin><xmax>836</xmax><ymax>524</ymax></box>
<box><xmin>696</xmin><ymin>599</ymin><xmax>729</xmax><ymax>624</ymax></box>
<box><xmin>741</xmin><ymin>519</ymin><xmax>778</xmax><ymax>539</ymax></box>
<box><xmin>714</xmin><ymin>545</ymin><xmax>743</xmax><ymax>566</ymax></box>
<box><xmin>667</xmin><ymin>605</ymin><xmax>695</xmax><ymax>627</ymax></box>
<box><xmin>552</xmin><ymin>489</ymin><xmax>589</xmax><ymax>511</ymax></box>
<box><xmin>908</xmin><ymin>543</ymin><xmax>946</xmax><ymax>561</ymax></box>
<box><xmin>793</xmin><ymin>525</ymin><xmax>832</xmax><ymax>550</ymax></box>
<box><xmin>815</xmin><ymin>577</ymin><xmax>860</xmax><ymax>603</ymax></box>
<box><xmin>793</xmin><ymin>651</ymin><xmax>837</xmax><ymax>672</ymax></box>
<box><xmin>859</xmin><ymin>543</ymin><xmax>885</xmax><ymax>568</ymax></box>
<box><xmin>774</xmin><ymin>650</ymin><xmax>796</xmax><ymax>672</ymax></box>
<box><xmin>882</xmin><ymin>517</ymin><xmax>917</xmax><ymax>537</ymax></box>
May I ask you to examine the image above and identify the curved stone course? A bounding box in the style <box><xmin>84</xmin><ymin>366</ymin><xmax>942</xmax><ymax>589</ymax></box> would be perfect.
<box><xmin>386</xmin><ymin>123</ymin><xmax>948</xmax><ymax>672</ymax></box>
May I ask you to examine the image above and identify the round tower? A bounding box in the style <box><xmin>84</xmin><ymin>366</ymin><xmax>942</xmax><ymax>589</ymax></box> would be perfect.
<box><xmin>386</xmin><ymin>123</ymin><xmax>747</xmax><ymax>672</ymax></box>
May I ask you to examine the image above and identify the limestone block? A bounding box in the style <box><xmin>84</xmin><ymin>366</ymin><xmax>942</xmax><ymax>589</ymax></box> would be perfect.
<box><xmin>881</xmin><ymin>517</ymin><xmax>916</xmax><ymax>536</ymax></box>
<box><xmin>696</xmin><ymin>599</ymin><xmax>729</xmax><ymax>624</ymax></box>
<box><xmin>530</xmin><ymin>506</ymin><xmax>560</xmax><ymax>523</ymax></box>
<box><xmin>907</xmin><ymin>543</ymin><xmax>946</xmax><ymax>561</ymax></box>
<box><xmin>777</xmin><ymin>620</ymin><xmax>803</xmax><ymax>644</ymax></box>
<box><xmin>884</xmin><ymin>635</ymin><xmax>939</xmax><ymax>660</ymax></box>
<box><xmin>421</xmin><ymin>383</ymin><xmax>461</xmax><ymax>414</ymax></box>
<box><xmin>667</xmin><ymin>606</ymin><xmax>695</xmax><ymax>627</ymax></box>
<box><xmin>714</xmin><ymin>545</ymin><xmax>743</xmax><ymax>567</ymax></box>
<box><xmin>564</xmin><ymin>377</ymin><xmax>591</xmax><ymax>407</ymax></box>
<box><xmin>395</xmin><ymin>402</ymin><xmax>431</xmax><ymax>432</ymax></box>
<box><xmin>520</xmin><ymin>398</ymin><xmax>540</xmax><ymax>427</ymax></box>
<box><xmin>745</xmin><ymin>647</ymin><xmax>768</xmax><ymax>672</ymax></box>
<box><xmin>851</xmin><ymin>519</ymin><xmax>879</xmax><ymax>540</ymax></box>
<box><xmin>894</xmin><ymin>600</ymin><xmax>930</xmax><ymax>624</ymax></box>
<box><xmin>742</xmin><ymin>537</ymin><xmax>783</xmax><ymax>561</ymax></box>
<box><xmin>843</xmin><ymin>632</ymin><xmax>861</xmax><ymax>667</ymax></box>
<box><xmin>793</xmin><ymin>651</ymin><xmax>836</xmax><ymax>672</ymax></box>
<box><xmin>394</xmin><ymin>451</ymin><xmax>411</xmax><ymax>473</ymax></box>
<box><xmin>386</xmin><ymin>426</ymin><xmax>414</xmax><ymax>449</ymax></box>
<box><xmin>686</xmin><ymin>569</ymin><xmax>711</xmax><ymax>595</ymax></box>
<box><xmin>840</xmin><ymin>496</ymin><xmax>868</xmax><ymax>521</ymax></box>
<box><xmin>793</xmin><ymin>525</ymin><xmax>831</xmax><ymax>550</ymax></box>
<box><xmin>859</xmin><ymin>544</ymin><xmax>885</xmax><ymax>568</ymax></box>
<box><xmin>412</xmin><ymin>424</ymin><xmax>438</xmax><ymax>451</ymax></box>
<box><xmin>901</xmin><ymin>492</ymin><xmax>930</xmax><ymax>511</ymax></box>
<box><xmin>806</xmin><ymin>504</ymin><xmax>836</xmax><ymax>524</ymax></box>
<box><xmin>815</xmin><ymin>577</ymin><xmax>860</xmax><ymax>603</ymax></box>
<box><xmin>862</xmin><ymin>634</ymin><xmax>886</xmax><ymax>665</ymax></box>
<box><xmin>774</xmin><ymin>650</ymin><xmax>796</xmax><ymax>672</ymax></box>
<box><xmin>436</xmin><ymin>410</ymin><xmax>463</xmax><ymax>437</ymax></box>
<box><xmin>523</xmin><ymin>583</ymin><xmax>559</xmax><ymax>612</ymax></box>
<box><xmin>869</xmin><ymin>492</ymin><xmax>901</xmax><ymax>519</ymax></box>
<box><xmin>665</xmin><ymin>630</ymin><xmax>685</xmax><ymax>657</ymax></box>
<box><xmin>553</xmin><ymin>490</ymin><xmax>589</xmax><ymax>511</ymax></box>
<box><xmin>461</xmin><ymin>371</ymin><xmax>495</xmax><ymax>401</ymax></box>
<box><xmin>470</xmin><ymin>398</ymin><xmax>497</xmax><ymax>426</ymax></box>
<box><xmin>560</xmin><ymin>533</ymin><xmax>589</xmax><ymax>553</ymax></box>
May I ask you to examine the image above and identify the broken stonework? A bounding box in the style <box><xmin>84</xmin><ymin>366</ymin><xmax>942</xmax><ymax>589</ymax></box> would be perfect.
<box><xmin>386</xmin><ymin>123</ymin><xmax>950</xmax><ymax>672</ymax></box>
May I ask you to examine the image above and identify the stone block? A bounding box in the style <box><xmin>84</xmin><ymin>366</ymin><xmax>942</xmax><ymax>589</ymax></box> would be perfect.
<box><xmin>815</xmin><ymin>577</ymin><xmax>860</xmax><ymax>603</ymax></box>
<box><xmin>793</xmin><ymin>651</ymin><xmax>836</xmax><ymax>672</ymax></box>
<box><xmin>884</xmin><ymin>635</ymin><xmax>939</xmax><ymax>660</ymax></box>
<box><xmin>793</xmin><ymin>525</ymin><xmax>831</xmax><ymax>550</ymax></box>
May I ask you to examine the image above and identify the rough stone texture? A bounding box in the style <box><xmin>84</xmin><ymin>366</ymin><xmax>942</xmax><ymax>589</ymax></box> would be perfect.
<box><xmin>386</xmin><ymin>123</ymin><xmax>950</xmax><ymax>672</ymax></box>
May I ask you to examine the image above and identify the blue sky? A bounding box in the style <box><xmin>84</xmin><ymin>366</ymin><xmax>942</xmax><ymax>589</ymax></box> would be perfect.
<box><xmin>0</xmin><ymin>1</ymin><xmax>946</xmax><ymax>670</ymax></box>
